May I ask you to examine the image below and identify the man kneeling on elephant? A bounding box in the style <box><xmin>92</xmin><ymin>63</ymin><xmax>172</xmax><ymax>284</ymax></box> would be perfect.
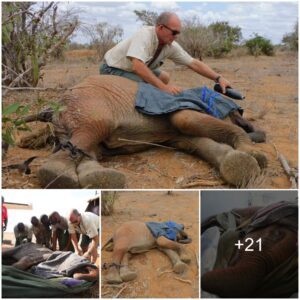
<box><xmin>103</xmin><ymin>220</ymin><xmax>192</xmax><ymax>284</ymax></box>
<box><xmin>68</xmin><ymin>209</ymin><xmax>99</xmax><ymax>264</ymax></box>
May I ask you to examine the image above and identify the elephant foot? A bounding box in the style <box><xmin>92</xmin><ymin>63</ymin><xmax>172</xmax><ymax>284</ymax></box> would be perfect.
<box><xmin>173</xmin><ymin>261</ymin><xmax>187</xmax><ymax>274</ymax></box>
<box><xmin>77</xmin><ymin>159</ymin><xmax>126</xmax><ymax>188</ymax></box>
<box><xmin>120</xmin><ymin>266</ymin><xmax>137</xmax><ymax>282</ymax></box>
<box><xmin>237</xmin><ymin>144</ymin><xmax>267</xmax><ymax>169</ymax></box>
<box><xmin>179</xmin><ymin>248</ymin><xmax>191</xmax><ymax>264</ymax></box>
<box><xmin>248</xmin><ymin>130</ymin><xmax>266</xmax><ymax>143</ymax></box>
<box><xmin>106</xmin><ymin>266</ymin><xmax>123</xmax><ymax>284</ymax></box>
<box><xmin>38</xmin><ymin>154</ymin><xmax>80</xmax><ymax>188</ymax></box>
<box><xmin>220</xmin><ymin>150</ymin><xmax>261</xmax><ymax>187</ymax></box>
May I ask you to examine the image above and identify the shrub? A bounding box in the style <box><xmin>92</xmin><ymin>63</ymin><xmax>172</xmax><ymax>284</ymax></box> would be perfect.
<box><xmin>245</xmin><ymin>35</ymin><xmax>274</xmax><ymax>56</ymax></box>
<box><xmin>282</xmin><ymin>21</ymin><xmax>298</xmax><ymax>51</ymax></box>
<box><xmin>101</xmin><ymin>191</ymin><xmax>119</xmax><ymax>216</ymax></box>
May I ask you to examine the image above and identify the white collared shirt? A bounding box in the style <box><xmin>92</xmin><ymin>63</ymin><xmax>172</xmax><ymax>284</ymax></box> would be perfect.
<box><xmin>104</xmin><ymin>26</ymin><xmax>193</xmax><ymax>71</ymax></box>
<box><xmin>68</xmin><ymin>212</ymin><xmax>99</xmax><ymax>239</ymax></box>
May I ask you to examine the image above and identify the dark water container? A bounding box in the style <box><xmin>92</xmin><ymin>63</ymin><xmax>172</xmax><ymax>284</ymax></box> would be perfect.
<box><xmin>214</xmin><ymin>83</ymin><xmax>245</xmax><ymax>100</ymax></box>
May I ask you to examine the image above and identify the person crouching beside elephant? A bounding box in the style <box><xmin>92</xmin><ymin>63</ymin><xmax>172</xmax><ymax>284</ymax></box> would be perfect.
<box><xmin>68</xmin><ymin>209</ymin><xmax>99</xmax><ymax>263</ymax></box>
<box><xmin>102</xmin><ymin>220</ymin><xmax>192</xmax><ymax>284</ymax></box>
<box><xmin>14</xmin><ymin>222</ymin><xmax>32</xmax><ymax>246</ymax></box>
<box><xmin>49</xmin><ymin>211</ymin><xmax>72</xmax><ymax>251</ymax></box>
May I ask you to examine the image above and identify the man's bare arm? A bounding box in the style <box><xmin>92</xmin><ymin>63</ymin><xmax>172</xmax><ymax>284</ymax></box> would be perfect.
<box><xmin>131</xmin><ymin>58</ymin><xmax>182</xmax><ymax>95</ymax></box>
<box><xmin>188</xmin><ymin>59</ymin><xmax>231</xmax><ymax>92</ymax></box>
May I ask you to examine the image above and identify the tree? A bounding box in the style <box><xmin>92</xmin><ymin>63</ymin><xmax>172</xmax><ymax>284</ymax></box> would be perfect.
<box><xmin>134</xmin><ymin>10</ymin><xmax>158</xmax><ymax>26</ymax></box>
<box><xmin>101</xmin><ymin>191</ymin><xmax>119</xmax><ymax>216</ymax></box>
<box><xmin>178</xmin><ymin>17</ymin><xmax>216</xmax><ymax>60</ymax></box>
<box><xmin>208</xmin><ymin>21</ymin><xmax>242</xmax><ymax>56</ymax></box>
<box><xmin>88</xmin><ymin>22</ymin><xmax>123</xmax><ymax>61</ymax></box>
<box><xmin>282</xmin><ymin>21</ymin><xmax>298</xmax><ymax>51</ymax></box>
<box><xmin>2</xmin><ymin>2</ymin><xmax>79</xmax><ymax>92</ymax></box>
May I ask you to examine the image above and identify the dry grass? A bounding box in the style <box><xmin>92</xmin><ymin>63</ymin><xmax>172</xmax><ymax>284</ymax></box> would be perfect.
<box><xmin>65</xmin><ymin>49</ymin><xmax>97</xmax><ymax>59</ymax></box>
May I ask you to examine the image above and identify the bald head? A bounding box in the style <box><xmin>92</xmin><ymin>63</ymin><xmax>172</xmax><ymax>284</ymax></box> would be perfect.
<box><xmin>156</xmin><ymin>12</ymin><xmax>180</xmax><ymax>26</ymax></box>
<box><xmin>69</xmin><ymin>209</ymin><xmax>81</xmax><ymax>224</ymax></box>
<box><xmin>155</xmin><ymin>12</ymin><xmax>181</xmax><ymax>45</ymax></box>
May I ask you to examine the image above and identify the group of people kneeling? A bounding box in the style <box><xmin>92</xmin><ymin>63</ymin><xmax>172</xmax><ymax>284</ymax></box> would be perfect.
<box><xmin>13</xmin><ymin>209</ymin><xmax>99</xmax><ymax>263</ymax></box>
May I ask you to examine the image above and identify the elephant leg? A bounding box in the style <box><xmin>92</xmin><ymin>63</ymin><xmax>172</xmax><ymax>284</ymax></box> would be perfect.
<box><xmin>73</xmin><ymin>266</ymin><xmax>99</xmax><ymax>282</ymax></box>
<box><xmin>227</xmin><ymin>111</ymin><xmax>266</xmax><ymax>143</ymax></box>
<box><xmin>69</xmin><ymin>128</ymin><xmax>126</xmax><ymax>189</ymax></box>
<box><xmin>156</xmin><ymin>236</ymin><xmax>191</xmax><ymax>264</ymax></box>
<box><xmin>159</xmin><ymin>248</ymin><xmax>187</xmax><ymax>274</ymax></box>
<box><xmin>169</xmin><ymin>110</ymin><xmax>267</xmax><ymax>169</ymax></box>
<box><xmin>167</xmin><ymin>136</ymin><xmax>261</xmax><ymax>187</ymax></box>
<box><xmin>12</xmin><ymin>256</ymin><xmax>36</xmax><ymax>270</ymax></box>
<box><xmin>37</xmin><ymin>151</ymin><xmax>80</xmax><ymax>188</ymax></box>
<box><xmin>106</xmin><ymin>240</ymin><xmax>127</xmax><ymax>284</ymax></box>
<box><xmin>119</xmin><ymin>252</ymin><xmax>137</xmax><ymax>282</ymax></box>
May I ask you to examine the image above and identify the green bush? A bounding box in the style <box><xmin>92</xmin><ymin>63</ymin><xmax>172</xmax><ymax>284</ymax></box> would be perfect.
<box><xmin>245</xmin><ymin>35</ymin><xmax>274</xmax><ymax>56</ymax></box>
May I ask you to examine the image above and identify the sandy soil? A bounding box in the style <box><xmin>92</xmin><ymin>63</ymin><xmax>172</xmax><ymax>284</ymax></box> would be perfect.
<box><xmin>2</xmin><ymin>51</ymin><xmax>298</xmax><ymax>189</ymax></box>
<box><xmin>101</xmin><ymin>191</ymin><xmax>199</xmax><ymax>298</ymax></box>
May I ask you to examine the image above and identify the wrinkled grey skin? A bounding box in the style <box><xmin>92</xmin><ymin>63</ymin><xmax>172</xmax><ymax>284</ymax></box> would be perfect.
<box><xmin>28</xmin><ymin>75</ymin><xmax>266</xmax><ymax>188</ymax></box>
<box><xmin>201</xmin><ymin>206</ymin><xmax>298</xmax><ymax>298</ymax></box>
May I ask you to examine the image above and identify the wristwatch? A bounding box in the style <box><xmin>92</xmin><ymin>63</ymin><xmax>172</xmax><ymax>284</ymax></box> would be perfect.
<box><xmin>215</xmin><ymin>75</ymin><xmax>221</xmax><ymax>83</ymax></box>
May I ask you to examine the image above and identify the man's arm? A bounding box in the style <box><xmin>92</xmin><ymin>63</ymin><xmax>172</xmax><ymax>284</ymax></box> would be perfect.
<box><xmin>131</xmin><ymin>58</ymin><xmax>182</xmax><ymax>95</ymax></box>
<box><xmin>52</xmin><ymin>230</ymin><xmax>57</xmax><ymax>251</ymax></box>
<box><xmin>83</xmin><ymin>235</ymin><xmax>99</xmax><ymax>263</ymax></box>
<box><xmin>188</xmin><ymin>59</ymin><xmax>231</xmax><ymax>92</ymax></box>
<box><xmin>63</xmin><ymin>234</ymin><xmax>72</xmax><ymax>251</ymax></box>
<box><xmin>70</xmin><ymin>233</ymin><xmax>83</xmax><ymax>255</ymax></box>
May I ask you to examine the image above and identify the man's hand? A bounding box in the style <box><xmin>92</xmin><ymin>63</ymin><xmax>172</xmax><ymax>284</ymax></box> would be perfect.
<box><xmin>75</xmin><ymin>247</ymin><xmax>83</xmax><ymax>256</ymax></box>
<box><xmin>3</xmin><ymin>226</ymin><xmax>6</xmax><ymax>232</ymax></box>
<box><xmin>161</xmin><ymin>84</ymin><xmax>183</xmax><ymax>95</ymax></box>
<box><xmin>83</xmin><ymin>251</ymin><xmax>92</xmax><ymax>261</ymax></box>
<box><xmin>218</xmin><ymin>76</ymin><xmax>231</xmax><ymax>93</ymax></box>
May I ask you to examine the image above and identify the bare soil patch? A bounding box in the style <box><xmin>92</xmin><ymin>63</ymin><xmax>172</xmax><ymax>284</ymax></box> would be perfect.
<box><xmin>2</xmin><ymin>51</ymin><xmax>298</xmax><ymax>189</ymax></box>
<box><xmin>101</xmin><ymin>191</ymin><xmax>199</xmax><ymax>298</ymax></box>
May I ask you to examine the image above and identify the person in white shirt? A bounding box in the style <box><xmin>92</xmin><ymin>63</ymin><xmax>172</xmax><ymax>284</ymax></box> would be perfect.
<box><xmin>100</xmin><ymin>11</ymin><xmax>230</xmax><ymax>95</ymax></box>
<box><xmin>68</xmin><ymin>209</ymin><xmax>99</xmax><ymax>263</ymax></box>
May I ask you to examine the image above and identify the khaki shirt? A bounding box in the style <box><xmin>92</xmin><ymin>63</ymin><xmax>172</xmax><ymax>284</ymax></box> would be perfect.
<box><xmin>68</xmin><ymin>212</ymin><xmax>99</xmax><ymax>239</ymax></box>
<box><xmin>104</xmin><ymin>26</ymin><xmax>193</xmax><ymax>71</ymax></box>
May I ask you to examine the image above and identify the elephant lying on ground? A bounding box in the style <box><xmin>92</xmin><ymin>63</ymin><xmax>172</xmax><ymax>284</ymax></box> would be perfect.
<box><xmin>201</xmin><ymin>201</ymin><xmax>298</xmax><ymax>298</ymax></box>
<box><xmin>102</xmin><ymin>221</ymin><xmax>192</xmax><ymax>284</ymax></box>
<box><xmin>2</xmin><ymin>243</ymin><xmax>99</xmax><ymax>281</ymax></box>
<box><xmin>25</xmin><ymin>75</ymin><xmax>267</xmax><ymax>188</ymax></box>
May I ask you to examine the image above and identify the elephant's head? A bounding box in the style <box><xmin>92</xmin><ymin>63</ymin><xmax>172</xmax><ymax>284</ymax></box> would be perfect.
<box><xmin>201</xmin><ymin>203</ymin><xmax>298</xmax><ymax>298</ymax></box>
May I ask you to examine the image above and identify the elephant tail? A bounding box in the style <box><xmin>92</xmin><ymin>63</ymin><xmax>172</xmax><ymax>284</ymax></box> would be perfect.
<box><xmin>101</xmin><ymin>237</ymin><xmax>114</xmax><ymax>251</ymax></box>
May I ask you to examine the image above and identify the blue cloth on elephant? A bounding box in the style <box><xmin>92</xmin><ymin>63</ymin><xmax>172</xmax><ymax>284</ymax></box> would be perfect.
<box><xmin>135</xmin><ymin>83</ymin><xmax>243</xmax><ymax>119</ymax></box>
<box><xmin>145</xmin><ymin>221</ymin><xmax>184</xmax><ymax>241</ymax></box>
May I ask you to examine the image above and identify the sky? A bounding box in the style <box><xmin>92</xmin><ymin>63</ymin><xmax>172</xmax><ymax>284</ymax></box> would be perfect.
<box><xmin>2</xmin><ymin>189</ymin><xmax>99</xmax><ymax>232</ymax></box>
<box><xmin>57</xmin><ymin>1</ymin><xmax>298</xmax><ymax>45</ymax></box>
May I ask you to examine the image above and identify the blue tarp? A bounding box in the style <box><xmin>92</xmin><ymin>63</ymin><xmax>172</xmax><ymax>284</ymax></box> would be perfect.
<box><xmin>135</xmin><ymin>83</ymin><xmax>242</xmax><ymax>119</ymax></box>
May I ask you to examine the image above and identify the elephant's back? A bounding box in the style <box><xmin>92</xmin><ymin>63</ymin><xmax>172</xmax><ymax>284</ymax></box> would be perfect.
<box><xmin>70</xmin><ymin>75</ymin><xmax>138</xmax><ymax>111</ymax></box>
<box><xmin>113</xmin><ymin>221</ymin><xmax>156</xmax><ymax>252</ymax></box>
<box><xmin>59</xmin><ymin>75</ymin><xmax>139</xmax><ymax>130</ymax></box>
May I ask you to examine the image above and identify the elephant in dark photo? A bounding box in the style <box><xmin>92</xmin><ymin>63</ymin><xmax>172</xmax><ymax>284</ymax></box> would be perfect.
<box><xmin>201</xmin><ymin>201</ymin><xmax>298</xmax><ymax>298</ymax></box>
